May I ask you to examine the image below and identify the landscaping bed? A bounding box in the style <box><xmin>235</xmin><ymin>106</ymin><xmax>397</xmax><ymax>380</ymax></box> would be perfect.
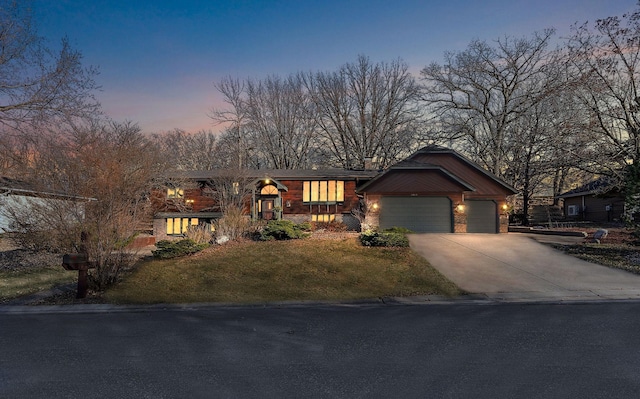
<box><xmin>547</xmin><ymin>227</ymin><xmax>640</xmax><ymax>275</ymax></box>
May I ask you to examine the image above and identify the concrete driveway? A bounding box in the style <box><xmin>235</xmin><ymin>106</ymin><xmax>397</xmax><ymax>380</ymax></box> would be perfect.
<box><xmin>409</xmin><ymin>233</ymin><xmax>640</xmax><ymax>302</ymax></box>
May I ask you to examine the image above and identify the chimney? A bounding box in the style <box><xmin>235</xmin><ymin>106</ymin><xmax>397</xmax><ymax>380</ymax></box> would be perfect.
<box><xmin>364</xmin><ymin>157</ymin><xmax>373</xmax><ymax>170</ymax></box>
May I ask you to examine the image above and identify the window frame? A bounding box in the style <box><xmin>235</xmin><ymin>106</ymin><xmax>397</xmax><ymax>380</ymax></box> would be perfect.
<box><xmin>166</xmin><ymin>217</ymin><xmax>198</xmax><ymax>235</ymax></box>
<box><xmin>303</xmin><ymin>180</ymin><xmax>345</xmax><ymax>204</ymax></box>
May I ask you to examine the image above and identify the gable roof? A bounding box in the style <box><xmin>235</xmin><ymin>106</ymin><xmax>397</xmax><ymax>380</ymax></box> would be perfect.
<box><xmin>357</xmin><ymin>146</ymin><xmax>517</xmax><ymax>196</ymax></box>
<box><xmin>356</xmin><ymin>159</ymin><xmax>476</xmax><ymax>194</ymax></box>
<box><xmin>406</xmin><ymin>146</ymin><xmax>518</xmax><ymax>195</ymax></box>
<box><xmin>557</xmin><ymin>177</ymin><xmax>620</xmax><ymax>199</ymax></box>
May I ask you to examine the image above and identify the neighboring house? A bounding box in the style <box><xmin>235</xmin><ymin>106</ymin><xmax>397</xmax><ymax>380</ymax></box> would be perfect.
<box><xmin>152</xmin><ymin>146</ymin><xmax>518</xmax><ymax>238</ymax></box>
<box><xmin>357</xmin><ymin>146</ymin><xmax>517</xmax><ymax>233</ymax></box>
<box><xmin>0</xmin><ymin>177</ymin><xmax>90</xmax><ymax>232</ymax></box>
<box><xmin>557</xmin><ymin>178</ymin><xmax>625</xmax><ymax>223</ymax></box>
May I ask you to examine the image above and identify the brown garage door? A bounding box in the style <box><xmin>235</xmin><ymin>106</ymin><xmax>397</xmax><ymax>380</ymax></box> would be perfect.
<box><xmin>466</xmin><ymin>200</ymin><xmax>498</xmax><ymax>233</ymax></box>
<box><xmin>379</xmin><ymin>196</ymin><xmax>452</xmax><ymax>233</ymax></box>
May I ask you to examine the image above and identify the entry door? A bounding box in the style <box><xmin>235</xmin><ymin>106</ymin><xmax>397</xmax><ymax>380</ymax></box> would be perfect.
<box><xmin>262</xmin><ymin>200</ymin><xmax>274</xmax><ymax>220</ymax></box>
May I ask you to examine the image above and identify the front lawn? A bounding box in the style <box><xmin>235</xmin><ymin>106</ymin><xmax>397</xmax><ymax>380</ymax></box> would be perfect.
<box><xmin>105</xmin><ymin>237</ymin><xmax>462</xmax><ymax>304</ymax></box>
<box><xmin>0</xmin><ymin>266</ymin><xmax>76</xmax><ymax>303</ymax></box>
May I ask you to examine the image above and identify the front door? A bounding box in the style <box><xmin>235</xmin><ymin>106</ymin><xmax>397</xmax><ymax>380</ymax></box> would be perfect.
<box><xmin>262</xmin><ymin>200</ymin><xmax>274</xmax><ymax>220</ymax></box>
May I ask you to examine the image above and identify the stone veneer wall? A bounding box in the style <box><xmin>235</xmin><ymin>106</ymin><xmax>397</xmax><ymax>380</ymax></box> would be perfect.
<box><xmin>454</xmin><ymin>206</ymin><xmax>467</xmax><ymax>233</ymax></box>
<box><xmin>500</xmin><ymin>213</ymin><xmax>509</xmax><ymax>233</ymax></box>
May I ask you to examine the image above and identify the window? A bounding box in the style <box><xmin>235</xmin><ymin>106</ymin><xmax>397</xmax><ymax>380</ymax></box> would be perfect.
<box><xmin>261</xmin><ymin>184</ymin><xmax>278</xmax><ymax>195</ymax></box>
<box><xmin>567</xmin><ymin>205</ymin><xmax>580</xmax><ymax>216</ymax></box>
<box><xmin>166</xmin><ymin>217</ymin><xmax>198</xmax><ymax>235</ymax></box>
<box><xmin>167</xmin><ymin>188</ymin><xmax>184</xmax><ymax>199</ymax></box>
<box><xmin>303</xmin><ymin>180</ymin><xmax>344</xmax><ymax>203</ymax></box>
<box><xmin>312</xmin><ymin>214</ymin><xmax>336</xmax><ymax>222</ymax></box>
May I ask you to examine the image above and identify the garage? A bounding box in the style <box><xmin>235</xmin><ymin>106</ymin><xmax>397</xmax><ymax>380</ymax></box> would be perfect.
<box><xmin>466</xmin><ymin>200</ymin><xmax>498</xmax><ymax>233</ymax></box>
<box><xmin>379</xmin><ymin>196</ymin><xmax>452</xmax><ymax>233</ymax></box>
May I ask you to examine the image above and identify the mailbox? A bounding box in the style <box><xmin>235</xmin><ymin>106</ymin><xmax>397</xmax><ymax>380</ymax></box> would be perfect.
<box><xmin>62</xmin><ymin>253</ymin><xmax>94</xmax><ymax>299</ymax></box>
<box><xmin>62</xmin><ymin>253</ymin><xmax>89</xmax><ymax>270</ymax></box>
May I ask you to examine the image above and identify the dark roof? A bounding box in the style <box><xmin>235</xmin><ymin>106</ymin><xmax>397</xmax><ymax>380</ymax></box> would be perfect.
<box><xmin>407</xmin><ymin>146</ymin><xmax>518</xmax><ymax>194</ymax></box>
<box><xmin>0</xmin><ymin>176</ymin><xmax>94</xmax><ymax>200</ymax></box>
<box><xmin>557</xmin><ymin>177</ymin><xmax>619</xmax><ymax>198</ymax></box>
<box><xmin>0</xmin><ymin>177</ymin><xmax>39</xmax><ymax>192</ymax></box>
<box><xmin>355</xmin><ymin>159</ymin><xmax>476</xmax><ymax>193</ymax></box>
<box><xmin>168</xmin><ymin>168</ymin><xmax>380</xmax><ymax>181</ymax></box>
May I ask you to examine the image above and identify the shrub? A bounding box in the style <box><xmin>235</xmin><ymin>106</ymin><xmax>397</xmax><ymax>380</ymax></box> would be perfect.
<box><xmin>259</xmin><ymin>220</ymin><xmax>311</xmax><ymax>241</ymax></box>
<box><xmin>185</xmin><ymin>224</ymin><xmax>214</xmax><ymax>244</ymax></box>
<box><xmin>152</xmin><ymin>239</ymin><xmax>209</xmax><ymax>259</ymax></box>
<box><xmin>359</xmin><ymin>227</ymin><xmax>412</xmax><ymax>247</ymax></box>
<box><xmin>216</xmin><ymin>206</ymin><xmax>251</xmax><ymax>241</ymax></box>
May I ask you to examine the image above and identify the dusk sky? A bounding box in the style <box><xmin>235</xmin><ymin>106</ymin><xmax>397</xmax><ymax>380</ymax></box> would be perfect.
<box><xmin>33</xmin><ymin>0</ymin><xmax>636</xmax><ymax>134</ymax></box>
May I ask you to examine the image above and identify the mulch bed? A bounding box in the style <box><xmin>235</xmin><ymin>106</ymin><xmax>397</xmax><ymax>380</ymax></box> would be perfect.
<box><xmin>548</xmin><ymin>227</ymin><xmax>640</xmax><ymax>274</ymax></box>
<box><xmin>0</xmin><ymin>248</ymin><xmax>62</xmax><ymax>272</ymax></box>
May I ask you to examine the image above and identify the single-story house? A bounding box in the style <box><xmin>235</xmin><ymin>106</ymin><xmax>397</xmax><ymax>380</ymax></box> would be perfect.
<box><xmin>152</xmin><ymin>146</ymin><xmax>517</xmax><ymax>238</ymax></box>
<box><xmin>557</xmin><ymin>178</ymin><xmax>625</xmax><ymax>223</ymax></box>
<box><xmin>0</xmin><ymin>177</ymin><xmax>92</xmax><ymax>233</ymax></box>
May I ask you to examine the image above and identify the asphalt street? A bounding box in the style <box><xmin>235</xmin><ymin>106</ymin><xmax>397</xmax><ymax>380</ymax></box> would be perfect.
<box><xmin>2</xmin><ymin>301</ymin><xmax>640</xmax><ymax>398</ymax></box>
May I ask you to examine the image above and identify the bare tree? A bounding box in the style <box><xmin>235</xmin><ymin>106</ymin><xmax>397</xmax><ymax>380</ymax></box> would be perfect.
<box><xmin>305</xmin><ymin>55</ymin><xmax>423</xmax><ymax>169</ymax></box>
<box><xmin>210</xmin><ymin>76</ymin><xmax>251</xmax><ymax>169</ymax></box>
<box><xmin>420</xmin><ymin>30</ymin><xmax>559</xmax><ymax>177</ymax></box>
<box><xmin>6</xmin><ymin>120</ymin><xmax>164</xmax><ymax>289</ymax></box>
<box><xmin>153</xmin><ymin>128</ymin><xmax>218</xmax><ymax>170</ymax></box>
<box><xmin>0</xmin><ymin>0</ymin><xmax>99</xmax><ymax>131</ymax></box>
<box><xmin>565</xmin><ymin>7</ymin><xmax>640</xmax><ymax>223</ymax></box>
<box><xmin>567</xmin><ymin>10</ymin><xmax>640</xmax><ymax>177</ymax></box>
<box><xmin>244</xmin><ymin>74</ymin><xmax>318</xmax><ymax>169</ymax></box>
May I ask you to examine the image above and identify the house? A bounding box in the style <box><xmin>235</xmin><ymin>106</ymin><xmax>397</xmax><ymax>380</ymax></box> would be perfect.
<box><xmin>152</xmin><ymin>169</ymin><xmax>377</xmax><ymax>240</ymax></box>
<box><xmin>0</xmin><ymin>177</ymin><xmax>92</xmax><ymax>232</ymax></box>
<box><xmin>356</xmin><ymin>146</ymin><xmax>517</xmax><ymax>233</ymax></box>
<box><xmin>557</xmin><ymin>177</ymin><xmax>625</xmax><ymax>223</ymax></box>
<box><xmin>152</xmin><ymin>146</ymin><xmax>517</xmax><ymax>238</ymax></box>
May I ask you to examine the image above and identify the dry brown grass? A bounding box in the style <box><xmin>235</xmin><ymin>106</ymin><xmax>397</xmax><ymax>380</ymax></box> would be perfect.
<box><xmin>105</xmin><ymin>237</ymin><xmax>461</xmax><ymax>304</ymax></box>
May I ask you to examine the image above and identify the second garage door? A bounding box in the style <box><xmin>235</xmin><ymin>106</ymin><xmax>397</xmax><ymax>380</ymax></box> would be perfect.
<box><xmin>379</xmin><ymin>196</ymin><xmax>452</xmax><ymax>233</ymax></box>
<box><xmin>466</xmin><ymin>200</ymin><xmax>498</xmax><ymax>233</ymax></box>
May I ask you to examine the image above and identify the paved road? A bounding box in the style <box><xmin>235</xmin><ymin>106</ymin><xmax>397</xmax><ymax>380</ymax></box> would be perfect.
<box><xmin>2</xmin><ymin>302</ymin><xmax>640</xmax><ymax>398</ymax></box>
<box><xmin>409</xmin><ymin>233</ymin><xmax>640</xmax><ymax>301</ymax></box>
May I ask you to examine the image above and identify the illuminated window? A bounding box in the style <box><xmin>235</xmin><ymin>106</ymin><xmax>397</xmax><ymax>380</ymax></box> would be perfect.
<box><xmin>232</xmin><ymin>182</ymin><xmax>239</xmax><ymax>195</ymax></box>
<box><xmin>261</xmin><ymin>184</ymin><xmax>278</xmax><ymax>195</ymax></box>
<box><xmin>303</xmin><ymin>181</ymin><xmax>345</xmax><ymax>203</ymax></box>
<box><xmin>167</xmin><ymin>188</ymin><xmax>184</xmax><ymax>199</ymax></box>
<box><xmin>312</xmin><ymin>214</ymin><xmax>336</xmax><ymax>222</ymax></box>
<box><xmin>166</xmin><ymin>217</ymin><xmax>198</xmax><ymax>235</ymax></box>
<box><xmin>310</xmin><ymin>181</ymin><xmax>319</xmax><ymax>202</ymax></box>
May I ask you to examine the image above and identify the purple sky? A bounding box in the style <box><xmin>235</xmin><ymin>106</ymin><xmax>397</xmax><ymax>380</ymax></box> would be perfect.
<box><xmin>33</xmin><ymin>0</ymin><xmax>636</xmax><ymax>134</ymax></box>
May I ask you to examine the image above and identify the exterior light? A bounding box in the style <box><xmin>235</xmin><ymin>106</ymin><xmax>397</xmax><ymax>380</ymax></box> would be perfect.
<box><xmin>372</xmin><ymin>202</ymin><xmax>379</xmax><ymax>210</ymax></box>
<box><xmin>185</xmin><ymin>199</ymin><xmax>195</xmax><ymax>204</ymax></box>
<box><xmin>456</xmin><ymin>204</ymin><xmax>465</xmax><ymax>213</ymax></box>
<box><xmin>265</xmin><ymin>178</ymin><xmax>270</xmax><ymax>184</ymax></box>
<box><xmin>502</xmin><ymin>204</ymin><xmax>508</xmax><ymax>211</ymax></box>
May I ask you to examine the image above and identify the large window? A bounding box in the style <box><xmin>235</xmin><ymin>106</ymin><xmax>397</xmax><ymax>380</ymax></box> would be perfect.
<box><xmin>303</xmin><ymin>181</ymin><xmax>344</xmax><ymax>203</ymax></box>
<box><xmin>312</xmin><ymin>214</ymin><xmax>336</xmax><ymax>222</ymax></box>
<box><xmin>166</xmin><ymin>217</ymin><xmax>198</xmax><ymax>235</ymax></box>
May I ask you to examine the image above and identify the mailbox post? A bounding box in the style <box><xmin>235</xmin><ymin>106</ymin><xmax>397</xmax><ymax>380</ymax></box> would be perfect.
<box><xmin>62</xmin><ymin>253</ymin><xmax>94</xmax><ymax>299</ymax></box>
